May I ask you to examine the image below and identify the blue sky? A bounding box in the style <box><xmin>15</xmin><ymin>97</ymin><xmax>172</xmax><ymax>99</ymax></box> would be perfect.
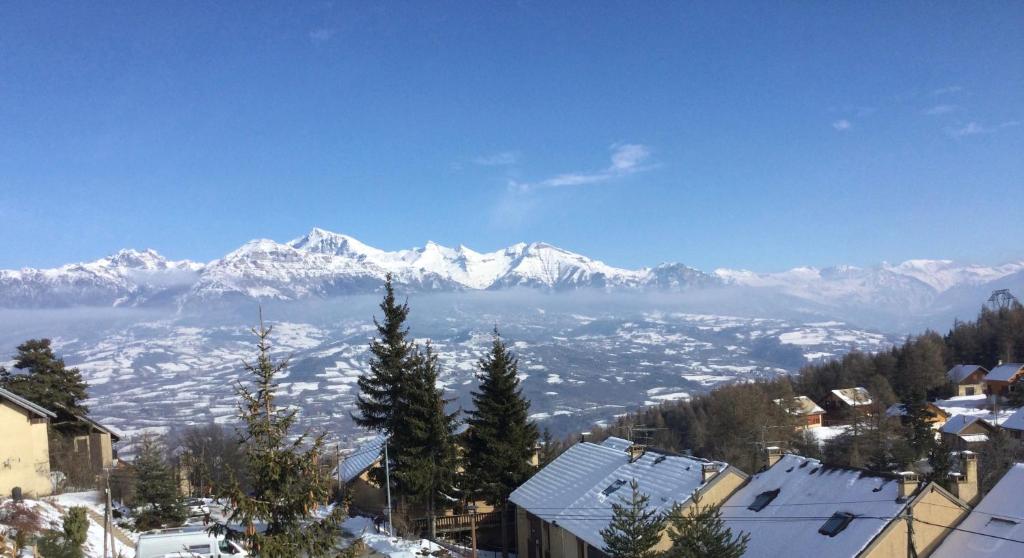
<box><xmin>0</xmin><ymin>2</ymin><xmax>1021</xmax><ymax>271</ymax></box>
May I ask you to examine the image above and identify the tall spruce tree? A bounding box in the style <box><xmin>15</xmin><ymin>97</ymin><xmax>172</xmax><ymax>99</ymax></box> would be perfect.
<box><xmin>211</xmin><ymin>316</ymin><xmax>345</xmax><ymax>557</ymax></box>
<box><xmin>600</xmin><ymin>480</ymin><xmax>664</xmax><ymax>558</ymax></box>
<box><xmin>391</xmin><ymin>343</ymin><xmax>460</xmax><ymax>535</ymax></box>
<box><xmin>354</xmin><ymin>274</ymin><xmax>417</xmax><ymax>436</ymax></box>
<box><xmin>664</xmin><ymin>490</ymin><xmax>749</xmax><ymax>558</ymax></box>
<box><xmin>134</xmin><ymin>433</ymin><xmax>186</xmax><ymax>530</ymax></box>
<box><xmin>0</xmin><ymin>339</ymin><xmax>89</xmax><ymax>416</ymax></box>
<box><xmin>465</xmin><ymin>328</ymin><xmax>538</xmax><ymax>558</ymax></box>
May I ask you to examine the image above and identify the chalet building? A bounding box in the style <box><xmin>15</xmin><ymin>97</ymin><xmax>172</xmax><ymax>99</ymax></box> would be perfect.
<box><xmin>998</xmin><ymin>406</ymin><xmax>1024</xmax><ymax>440</ymax></box>
<box><xmin>939</xmin><ymin>415</ymin><xmax>996</xmax><ymax>450</ymax></box>
<box><xmin>932</xmin><ymin>459</ymin><xmax>1024</xmax><ymax>557</ymax></box>
<box><xmin>984</xmin><ymin>363</ymin><xmax>1024</xmax><ymax>397</ymax></box>
<box><xmin>509</xmin><ymin>436</ymin><xmax>747</xmax><ymax>558</ymax></box>
<box><xmin>338</xmin><ymin>435</ymin><xmax>388</xmax><ymax>515</ymax></box>
<box><xmin>60</xmin><ymin>410</ymin><xmax>121</xmax><ymax>474</ymax></box>
<box><xmin>884</xmin><ymin>402</ymin><xmax>950</xmax><ymax>430</ymax></box>
<box><xmin>0</xmin><ymin>387</ymin><xmax>56</xmax><ymax>498</ymax></box>
<box><xmin>821</xmin><ymin>387</ymin><xmax>873</xmax><ymax>424</ymax></box>
<box><xmin>946</xmin><ymin>364</ymin><xmax>988</xmax><ymax>397</ymax></box>
<box><xmin>720</xmin><ymin>448</ymin><xmax>970</xmax><ymax>558</ymax></box>
<box><xmin>775</xmin><ymin>396</ymin><xmax>826</xmax><ymax>429</ymax></box>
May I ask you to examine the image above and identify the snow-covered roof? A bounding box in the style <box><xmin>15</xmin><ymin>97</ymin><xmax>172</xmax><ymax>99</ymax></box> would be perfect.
<box><xmin>940</xmin><ymin>414</ymin><xmax>992</xmax><ymax>435</ymax></box>
<box><xmin>0</xmin><ymin>387</ymin><xmax>56</xmax><ymax>419</ymax></box>
<box><xmin>961</xmin><ymin>434</ymin><xmax>990</xmax><ymax>444</ymax></box>
<box><xmin>948</xmin><ymin>364</ymin><xmax>987</xmax><ymax>384</ymax></box>
<box><xmin>830</xmin><ymin>387</ymin><xmax>872</xmax><ymax>407</ymax></box>
<box><xmin>1001</xmin><ymin>407</ymin><xmax>1024</xmax><ymax>432</ymax></box>
<box><xmin>776</xmin><ymin>396</ymin><xmax>825</xmax><ymax>416</ymax></box>
<box><xmin>509</xmin><ymin>436</ymin><xmax>729</xmax><ymax>551</ymax></box>
<box><xmin>721</xmin><ymin>454</ymin><xmax>909</xmax><ymax>558</ymax></box>
<box><xmin>884</xmin><ymin>402</ymin><xmax>948</xmax><ymax>419</ymax></box>
<box><xmin>339</xmin><ymin>435</ymin><xmax>385</xmax><ymax>483</ymax></box>
<box><xmin>599</xmin><ymin>437</ymin><xmax>633</xmax><ymax>452</ymax></box>
<box><xmin>932</xmin><ymin>463</ymin><xmax>1024</xmax><ymax>557</ymax></box>
<box><xmin>987</xmin><ymin>363</ymin><xmax>1024</xmax><ymax>383</ymax></box>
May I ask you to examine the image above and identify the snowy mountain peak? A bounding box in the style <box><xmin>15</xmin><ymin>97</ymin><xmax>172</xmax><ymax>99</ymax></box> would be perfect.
<box><xmin>288</xmin><ymin>228</ymin><xmax>382</xmax><ymax>258</ymax></box>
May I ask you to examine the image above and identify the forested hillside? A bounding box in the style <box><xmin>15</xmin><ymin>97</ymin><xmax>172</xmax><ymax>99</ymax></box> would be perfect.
<box><xmin>597</xmin><ymin>302</ymin><xmax>1024</xmax><ymax>480</ymax></box>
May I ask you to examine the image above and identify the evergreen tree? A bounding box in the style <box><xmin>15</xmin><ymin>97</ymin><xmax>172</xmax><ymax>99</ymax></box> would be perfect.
<box><xmin>353</xmin><ymin>274</ymin><xmax>417</xmax><ymax>436</ymax></box>
<box><xmin>391</xmin><ymin>343</ymin><xmax>460</xmax><ymax>534</ymax></box>
<box><xmin>538</xmin><ymin>428</ymin><xmax>564</xmax><ymax>468</ymax></box>
<box><xmin>926</xmin><ymin>437</ymin><xmax>955</xmax><ymax>490</ymax></box>
<box><xmin>211</xmin><ymin>317</ymin><xmax>345</xmax><ymax>557</ymax></box>
<box><xmin>0</xmin><ymin>339</ymin><xmax>89</xmax><ymax>416</ymax></box>
<box><xmin>903</xmin><ymin>388</ymin><xmax>935</xmax><ymax>458</ymax></box>
<box><xmin>465</xmin><ymin>328</ymin><xmax>539</xmax><ymax>558</ymax></box>
<box><xmin>600</xmin><ymin>480</ymin><xmax>664</xmax><ymax>558</ymax></box>
<box><xmin>664</xmin><ymin>490</ymin><xmax>749</xmax><ymax>558</ymax></box>
<box><xmin>134</xmin><ymin>433</ymin><xmax>186</xmax><ymax>530</ymax></box>
<box><xmin>37</xmin><ymin>506</ymin><xmax>88</xmax><ymax>558</ymax></box>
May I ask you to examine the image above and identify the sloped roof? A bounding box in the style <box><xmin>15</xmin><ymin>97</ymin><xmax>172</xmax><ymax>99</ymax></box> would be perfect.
<box><xmin>338</xmin><ymin>435</ymin><xmax>385</xmax><ymax>483</ymax></box>
<box><xmin>940</xmin><ymin>414</ymin><xmax>993</xmax><ymax>435</ymax></box>
<box><xmin>776</xmin><ymin>396</ymin><xmax>825</xmax><ymax>416</ymax></box>
<box><xmin>720</xmin><ymin>453</ymin><xmax>908</xmax><ymax>558</ymax></box>
<box><xmin>1001</xmin><ymin>407</ymin><xmax>1024</xmax><ymax>432</ymax></box>
<box><xmin>0</xmin><ymin>387</ymin><xmax>56</xmax><ymax>419</ymax></box>
<box><xmin>599</xmin><ymin>437</ymin><xmax>632</xmax><ymax>452</ymax></box>
<box><xmin>509</xmin><ymin>436</ymin><xmax>729</xmax><ymax>551</ymax></box>
<box><xmin>987</xmin><ymin>363</ymin><xmax>1024</xmax><ymax>383</ymax></box>
<box><xmin>830</xmin><ymin>387</ymin><xmax>873</xmax><ymax>407</ymax></box>
<box><xmin>932</xmin><ymin>463</ymin><xmax>1024</xmax><ymax>557</ymax></box>
<box><xmin>885</xmin><ymin>402</ymin><xmax>949</xmax><ymax>419</ymax></box>
<box><xmin>948</xmin><ymin>364</ymin><xmax>987</xmax><ymax>384</ymax></box>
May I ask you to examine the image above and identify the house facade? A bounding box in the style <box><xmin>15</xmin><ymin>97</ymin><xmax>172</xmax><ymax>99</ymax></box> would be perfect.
<box><xmin>510</xmin><ymin>437</ymin><xmax>747</xmax><ymax>558</ymax></box>
<box><xmin>0</xmin><ymin>387</ymin><xmax>56</xmax><ymax>498</ymax></box>
<box><xmin>984</xmin><ymin>363</ymin><xmax>1024</xmax><ymax>397</ymax></box>
<box><xmin>946</xmin><ymin>364</ymin><xmax>988</xmax><ymax>396</ymax></box>
<box><xmin>721</xmin><ymin>450</ymin><xmax>970</xmax><ymax>558</ymax></box>
<box><xmin>821</xmin><ymin>387</ymin><xmax>873</xmax><ymax>425</ymax></box>
<box><xmin>776</xmin><ymin>396</ymin><xmax>826</xmax><ymax>429</ymax></box>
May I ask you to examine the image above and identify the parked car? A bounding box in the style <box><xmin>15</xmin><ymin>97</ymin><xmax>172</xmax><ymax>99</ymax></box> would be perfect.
<box><xmin>185</xmin><ymin>498</ymin><xmax>211</xmax><ymax>517</ymax></box>
<box><xmin>135</xmin><ymin>528</ymin><xmax>246</xmax><ymax>557</ymax></box>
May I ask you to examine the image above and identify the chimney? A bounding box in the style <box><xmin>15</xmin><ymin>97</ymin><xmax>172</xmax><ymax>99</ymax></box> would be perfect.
<box><xmin>766</xmin><ymin>446</ymin><xmax>783</xmax><ymax>468</ymax></box>
<box><xmin>627</xmin><ymin>444</ymin><xmax>646</xmax><ymax>462</ymax></box>
<box><xmin>701</xmin><ymin>463</ymin><xmax>719</xmax><ymax>484</ymax></box>
<box><xmin>898</xmin><ymin>472</ymin><xmax>919</xmax><ymax>500</ymax></box>
<box><xmin>580</xmin><ymin>432</ymin><xmax>591</xmax><ymax>444</ymax></box>
<box><xmin>949</xmin><ymin>451</ymin><xmax>980</xmax><ymax>505</ymax></box>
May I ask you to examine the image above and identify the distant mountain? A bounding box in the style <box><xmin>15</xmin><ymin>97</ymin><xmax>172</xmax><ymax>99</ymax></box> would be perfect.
<box><xmin>1</xmin><ymin>228</ymin><xmax>1021</xmax><ymax>324</ymax></box>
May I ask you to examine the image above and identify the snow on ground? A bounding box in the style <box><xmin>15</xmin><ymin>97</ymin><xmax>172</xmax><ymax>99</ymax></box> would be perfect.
<box><xmin>1</xmin><ymin>495</ymin><xmax>135</xmax><ymax>558</ymax></box>
<box><xmin>808</xmin><ymin>425</ymin><xmax>849</xmax><ymax>444</ymax></box>
<box><xmin>342</xmin><ymin>516</ymin><xmax>442</xmax><ymax>558</ymax></box>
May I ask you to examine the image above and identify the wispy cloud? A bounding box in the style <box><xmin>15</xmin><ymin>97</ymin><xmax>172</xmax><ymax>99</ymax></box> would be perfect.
<box><xmin>508</xmin><ymin>144</ymin><xmax>653</xmax><ymax>192</ymax></box>
<box><xmin>931</xmin><ymin>85</ymin><xmax>964</xmax><ymax>96</ymax></box>
<box><xmin>474</xmin><ymin>151</ymin><xmax>520</xmax><ymax>166</ymax></box>
<box><xmin>832</xmin><ymin>119</ymin><xmax>852</xmax><ymax>131</ymax></box>
<box><xmin>309</xmin><ymin>28</ymin><xmax>335</xmax><ymax>43</ymax></box>
<box><xmin>947</xmin><ymin>120</ymin><xmax>1021</xmax><ymax>137</ymax></box>
<box><xmin>923</xmin><ymin>104</ymin><xmax>957</xmax><ymax>116</ymax></box>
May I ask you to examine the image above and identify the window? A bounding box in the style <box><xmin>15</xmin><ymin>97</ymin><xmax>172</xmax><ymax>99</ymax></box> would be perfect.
<box><xmin>818</xmin><ymin>512</ymin><xmax>855</xmax><ymax>537</ymax></box>
<box><xmin>748</xmin><ymin>489</ymin><xmax>780</xmax><ymax>512</ymax></box>
<box><xmin>601</xmin><ymin>479</ymin><xmax>627</xmax><ymax>496</ymax></box>
<box><xmin>965</xmin><ymin>387</ymin><xmax>976</xmax><ymax>396</ymax></box>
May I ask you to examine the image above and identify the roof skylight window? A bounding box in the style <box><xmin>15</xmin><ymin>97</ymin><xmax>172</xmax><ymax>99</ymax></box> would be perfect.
<box><xmin>748</xmin><ymin>489</ymin><xmax>780</xmax><ymax>512</ymax></box>
<box><xmin>818</xmin><ymin>512</ymin><xmax>855</xmax><ymax>537</ymax></box>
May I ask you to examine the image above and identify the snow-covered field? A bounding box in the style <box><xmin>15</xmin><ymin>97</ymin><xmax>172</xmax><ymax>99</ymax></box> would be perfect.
<box><xmin>0</xmin><ymin>493</ymin><xmax>135</xmax><ymax>558</ymax></box>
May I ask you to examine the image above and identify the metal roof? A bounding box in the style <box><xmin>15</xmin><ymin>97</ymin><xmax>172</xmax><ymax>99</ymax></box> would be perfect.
<box><xmin>987</xmin><ymin>363</ymin><xmax>1024</xmax><ymax>383</ymax></box>
<box><xmin>932</xmin><ymin>463</ymin><xmax>1024</xmax><ymax>557</ymax></box>
<box><xmin>509</xmin><ymin>436</ymin><xmax>728</xmax><ymax>551</ymax></box>
<box><xmin>0</xmin><ymin>387</ymin><xmax>56</xmax><ymax>418</ymax></box>
<box><xmin>721</xmin><ymin>453</ymin><xmax>908</xmax><ymax>558</ymax></box>
<box><xmin>338</xmin><ymin>435</ymin><xmax>385</xmax><ymax>483</ymax></box>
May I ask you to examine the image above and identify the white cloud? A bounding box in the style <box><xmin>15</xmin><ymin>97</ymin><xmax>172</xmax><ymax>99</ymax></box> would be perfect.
<box><xmin>832</xmin><ymin>119</ymin><xmax>852</xmax><ymax>131</ymax></box>
<box><xmin>509</xmin><ymin>144</ymin><xmax>653</xmax><ymax>192</ymax></box>
<box><xmin>947</xmin><ymin>120</ymin><xmax>1021</xmax><ymax>137</ymax></box>
<box><xmin>923</xmin><ymin>104</ymin><xmax>957</xmax><ymax>115</ymax></box>
<box><xmin>931</xmin><ymin>85</ymin><xmax>964</xmax><ymax>96</ymax></box>
<box><xmin>309</xmin><ymin>28</ymin><xmax>335</xmax><ymax>43</ymax></box>
<box><xmin>474</xmin><ymin>151</ymin><xmax>519</xmax><ymax>166</ymax></box>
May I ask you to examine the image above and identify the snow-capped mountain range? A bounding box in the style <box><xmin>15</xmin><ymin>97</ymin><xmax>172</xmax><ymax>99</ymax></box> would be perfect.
<box><xmin>2</xmin><ymin>227</ymin><xmax>1022</xmax><ymax>322</ymax></box>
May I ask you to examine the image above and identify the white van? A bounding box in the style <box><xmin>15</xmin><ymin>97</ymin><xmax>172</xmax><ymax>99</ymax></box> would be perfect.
<box><xmin>135</xmin><ymin>528</ymin><xmax>247</xmax><ymax>558</ymax></box>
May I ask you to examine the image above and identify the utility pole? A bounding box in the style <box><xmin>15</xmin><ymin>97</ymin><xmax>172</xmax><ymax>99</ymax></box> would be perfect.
<box><xmin>905</xmin><ymin>506</ymin><xmax>918</xmax><ymax>558</ymax></box>
<box><xmin>468</xmin><ymin>503</ymin><xmax>478</xmax><ymax>558</ymax></box>
<box><xmin>384</xmin><ymin>438</ymin><xmax>393</xmax><ymax>537</ymax></box>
